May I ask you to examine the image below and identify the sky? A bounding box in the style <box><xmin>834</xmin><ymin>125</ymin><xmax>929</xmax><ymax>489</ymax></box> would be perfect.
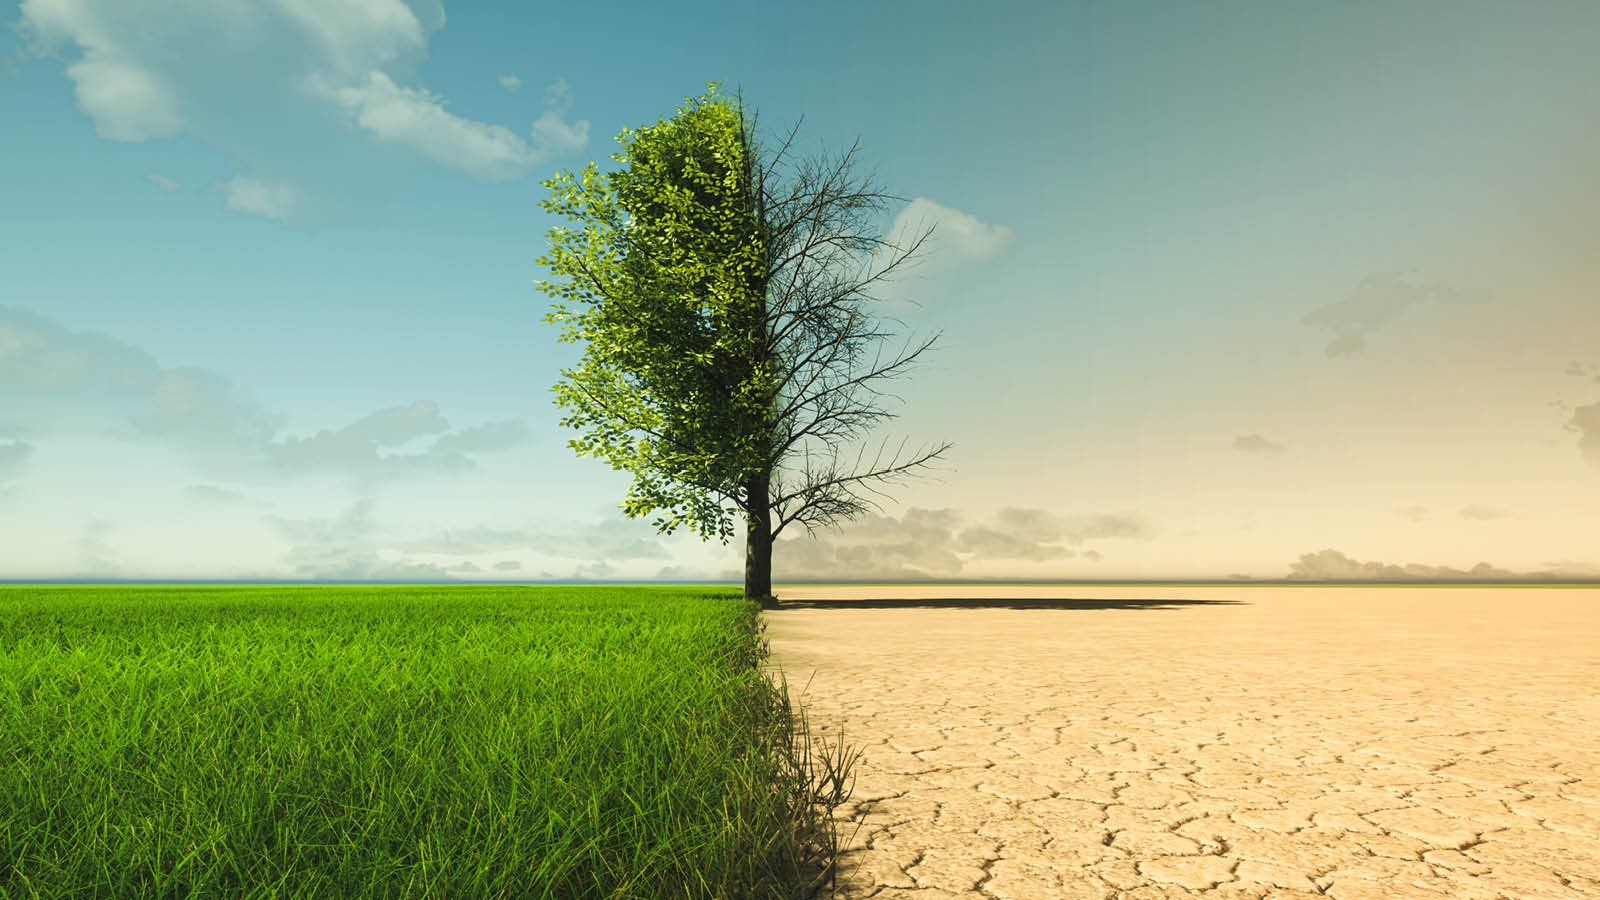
<box><xmin>4</xmin><ymin>0</ymin><xmax>1600</xmax><ymax>583</ymax></box>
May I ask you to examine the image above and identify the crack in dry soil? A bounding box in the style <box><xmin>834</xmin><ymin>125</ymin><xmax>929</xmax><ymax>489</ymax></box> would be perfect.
<box><xmin>760</xmin><ymin>586</ymin><xmax>1600</xmax><ymax>900</ymax></box>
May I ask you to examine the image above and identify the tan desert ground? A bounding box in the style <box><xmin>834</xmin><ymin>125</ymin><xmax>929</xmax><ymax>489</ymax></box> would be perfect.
<box><xmin>757</xmin><ymin>585</ymin><xmax>1600</xmax><ymax>900</ymax></box>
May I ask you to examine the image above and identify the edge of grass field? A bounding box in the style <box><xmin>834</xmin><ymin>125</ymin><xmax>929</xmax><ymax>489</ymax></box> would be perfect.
<box><xmin>5</xmin><ymin>581</ymin><xmax>1598</xmax><ymax>589</ymax></box>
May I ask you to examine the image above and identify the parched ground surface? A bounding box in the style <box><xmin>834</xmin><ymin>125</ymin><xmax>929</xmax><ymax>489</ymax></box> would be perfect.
<box><xmin>757</xmin><ymin>586</ymin><xmax>1600</xmax><ymax>900</ymax></box>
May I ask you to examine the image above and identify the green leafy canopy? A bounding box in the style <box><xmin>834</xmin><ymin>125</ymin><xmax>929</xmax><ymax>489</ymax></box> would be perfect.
<box><xmin>535</xmin><ymin>82</ymin><xmax>773</xmax><ymax>545</ymax></box>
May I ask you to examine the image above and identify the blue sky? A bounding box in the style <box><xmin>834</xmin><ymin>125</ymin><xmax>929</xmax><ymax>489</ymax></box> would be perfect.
<box><xmin>4</xmin><ymin>0</ymin><xmax>1600</xmax><ymax>582</ymax></box>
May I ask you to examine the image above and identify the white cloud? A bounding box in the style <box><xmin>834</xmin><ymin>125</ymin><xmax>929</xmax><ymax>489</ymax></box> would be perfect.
<box><xmin>1458</xmin><ymin>505</ymin><xmax>1509</xmax><ymax>521</ymax></box>
<box><xmin>144</xmin><ymin>173</ymin><xmax>181</xmax><ymax>192</ymax></box>
<box><xmin>219</xmin><ymin>175</ymin><xmax>300</xmax><ymax>222</ymax></box>
<box><xmin>11</xmin><ymin>0</ymin><xmax>581</xmax><ymax>220</ymax></box>
<box><xmin>530</xmin><ymin>107</ymin><xmax>590</xmax><ymax>159</ymax></box>
<box><xmin>881</xmin><ymin>197</ymin><xmax>1013</xmax><ymax>270</ymax></box>
<box><xmin>306</xmin><ymin>70</ymin><xmax>589</xmax><ymax>182</ymax></box>
<box><xmin>498</xmin><ymin>73</ymin><xmax>521</xmax><ymax>92</ymax></box>
<box><xmin>69</xmin><ymin>56</ymin><xmax>186</xmax><ymax>142</ymax></box>
<box><xmin>14</xmin><ymin>0</ymin><xmax>192</xmax><ymax>140</ymax></box>
<box><xmin>850</xmin><ymin>197</ymin><xmax>1013</xmax><ymax>313</ymax></box>
<box><xmin>272</xmin><ymin>0</ymin><xmax>426</xmax><ymax>77</ymax></box>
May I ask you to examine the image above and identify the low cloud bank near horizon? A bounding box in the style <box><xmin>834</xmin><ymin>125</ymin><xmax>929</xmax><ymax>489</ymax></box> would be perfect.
<box><xmin>763</xmin><ymin>505</ymin><xmax>1147</xmax><ymax>581</ymax></box>
<box><xmin>1285</xmin><ymin>548</ymin><xmax>1599</xmax><ymax>581</ymax></box>
<box><xmin>250</xmin><ymin>503</ymin><xmax>689</xmax><ymax>582</ymax></box>
<box><xmin>0</xmin><ymin>307</ymin><xmax>526</xmax><ymax>485</ymax></box>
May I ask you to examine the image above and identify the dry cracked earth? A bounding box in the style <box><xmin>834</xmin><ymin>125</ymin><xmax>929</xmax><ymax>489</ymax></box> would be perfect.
<box><xmin>757</xmin><ymin>586</ymin><xmax>1599</xmax><ymax>900</ymax></box>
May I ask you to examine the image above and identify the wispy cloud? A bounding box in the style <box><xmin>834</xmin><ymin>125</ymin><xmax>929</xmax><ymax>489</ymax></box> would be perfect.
<box><xmin>497</xmin><ymin>73</ymin><xmax>521</xmax><ymax>92</ymax></box>
<box><xmin>531</xmin><ymin>77</ymin><xmax>589</xmax><ymax>158</ymax></box>
<box><xmin>873</xmin><ymin>197</ymin><xmax>1013</xmax><ymax>282</ymax></box>
<box><xmin>184</xmin><ymin>484</ymin><xmax>246</xmax><ymax>505</ymax></box>
<box><xmin>305</xmin><ymin>71</ymin><xmax>589</xmax><ymax>182</ymax></box>
<box><xmin>218</xmin><ymin>175</ymin><xmax>300</xmax><ymax>222</ymax></box>
<box><xmin>0</xmin><ymin>441</ymin><xmax>32</xmax><ymax>479</ymax></box>
<box><xmin>1232</xmin><ymin>433</ymin><xmax>1286</xmax><ymax>456</ymax></box>
<box><xmin>1458</xmin><ymin>504</ymin><xmax>1509</xmax><ymax>521</ymax></box>
<box><xmin>1303</xmin><ymin>273</ymin><xmax>1485</xmax><ymax>357</ymax></box>
<box><xmin>144</xmin><ymin>173</ymin><xmax>180</xmax><ymax>192</ymax></box>
<box><xmin>426</xmin><ymin>421</ymin><xmax>529</xmax><ymax>457</ymax></box>
<box><xmin>397</xmin><ymin>514</ymin><xmax>674</xmax><ymax>570</ymax></box>
<box><xmin>267</xmin><ymin>403</ymin><xmax>527</xmax><ymax>479</ymax></box>
<box><xmin>852</xmin><ymin>197</ymin><xmax>1014</xmax><ymax>312</ymax></box>
<box><xmin>1568</xmin><ymin>401</ymin><xmax>1600</xmax><ymax>470</ymax></box>
<box><xmin>527</xmin><ymin>516</ymin><xmax>673</xmax><ymax>563</ymax></box>
<box><xmin>267</xmin><ymin>498</ymin><xmax>459</xmax><ymax>581</ymax></box>
<box><xmin>78</xmin><ymin>518</ymin><xmax>117</xmax><ymax>575</ymax></box>
<box><xmin>400</xmin><ymin>526</ymin><xmax>532</xmax><ymax>556</ymax></box>
<box><xmin>1</xmin><ymin>305</ymin><xmax>284</xmax><ymax>444</ymax></box>
<box><xmin>885</xmin><ymin>197</ymin><xmax>1014</xmax><ymax>265</ymax></box>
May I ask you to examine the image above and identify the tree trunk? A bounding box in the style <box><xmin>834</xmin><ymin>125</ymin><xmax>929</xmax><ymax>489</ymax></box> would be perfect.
<box><xmin>744</xmin><ymin>472</ymin><xmax>776</xmax><ymax>608</ymax></box>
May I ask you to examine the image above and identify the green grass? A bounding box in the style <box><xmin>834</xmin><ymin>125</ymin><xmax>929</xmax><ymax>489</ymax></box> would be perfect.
<box><xmin>0</xmin><ymin>585</ymin><xmax>866</xmax><ymax>900</ymax></box>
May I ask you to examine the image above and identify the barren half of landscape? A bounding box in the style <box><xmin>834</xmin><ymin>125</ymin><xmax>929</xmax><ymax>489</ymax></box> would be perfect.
<box><xmin>758</xmin><ymin>586</ymin><xmax>1600</xmax><ymax>900</ymax></box>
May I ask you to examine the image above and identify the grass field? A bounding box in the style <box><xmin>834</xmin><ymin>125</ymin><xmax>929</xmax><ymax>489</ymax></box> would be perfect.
<box><xmin>0</xmin><ymin>585</ymin><xmax>865</xmax><ymax>900</ymax></box>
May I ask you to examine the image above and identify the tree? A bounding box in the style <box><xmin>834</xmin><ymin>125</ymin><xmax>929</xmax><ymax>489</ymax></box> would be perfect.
<box><xmin>535</xmin><ymin>83</ymin><xmax>952</xmax><ymax>607</ymax></box>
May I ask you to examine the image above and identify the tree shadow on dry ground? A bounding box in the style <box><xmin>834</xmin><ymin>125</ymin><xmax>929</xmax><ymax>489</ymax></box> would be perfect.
<box><xmin>768</xmin><ymin>596</ymin><xmax>1247</xmax><ymax>611</ymax></box>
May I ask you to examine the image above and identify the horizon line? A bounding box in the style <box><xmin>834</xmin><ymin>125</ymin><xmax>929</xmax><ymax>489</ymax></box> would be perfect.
<box><xmin>3</xmin><ymin>579</ymin><xmax>1599</xmax><ymax>587</ymax></box>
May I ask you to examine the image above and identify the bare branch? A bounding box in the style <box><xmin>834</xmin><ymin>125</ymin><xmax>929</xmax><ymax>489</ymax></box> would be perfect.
<box><xmin>769</xmin><ymin>435</ymin><xmax>955</xmax><ymax>540</ymax></box>
<box><xmin>774</xmin><ymin>328</ymin><xmax>942</xmax><ymax>427</ymax></box>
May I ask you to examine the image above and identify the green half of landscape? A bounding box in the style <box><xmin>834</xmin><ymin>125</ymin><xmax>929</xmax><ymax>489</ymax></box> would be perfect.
<box><xmin>0</xmin><ymin>586</ymin><xmax>862</xmax><ymax>900</ymax></box>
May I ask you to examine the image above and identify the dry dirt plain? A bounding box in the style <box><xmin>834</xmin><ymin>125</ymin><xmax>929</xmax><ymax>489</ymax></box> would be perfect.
<box><xmin>756</xmin><ymin>585</ymin><xmax>1600</xmax><ymax>900</ymax></box>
